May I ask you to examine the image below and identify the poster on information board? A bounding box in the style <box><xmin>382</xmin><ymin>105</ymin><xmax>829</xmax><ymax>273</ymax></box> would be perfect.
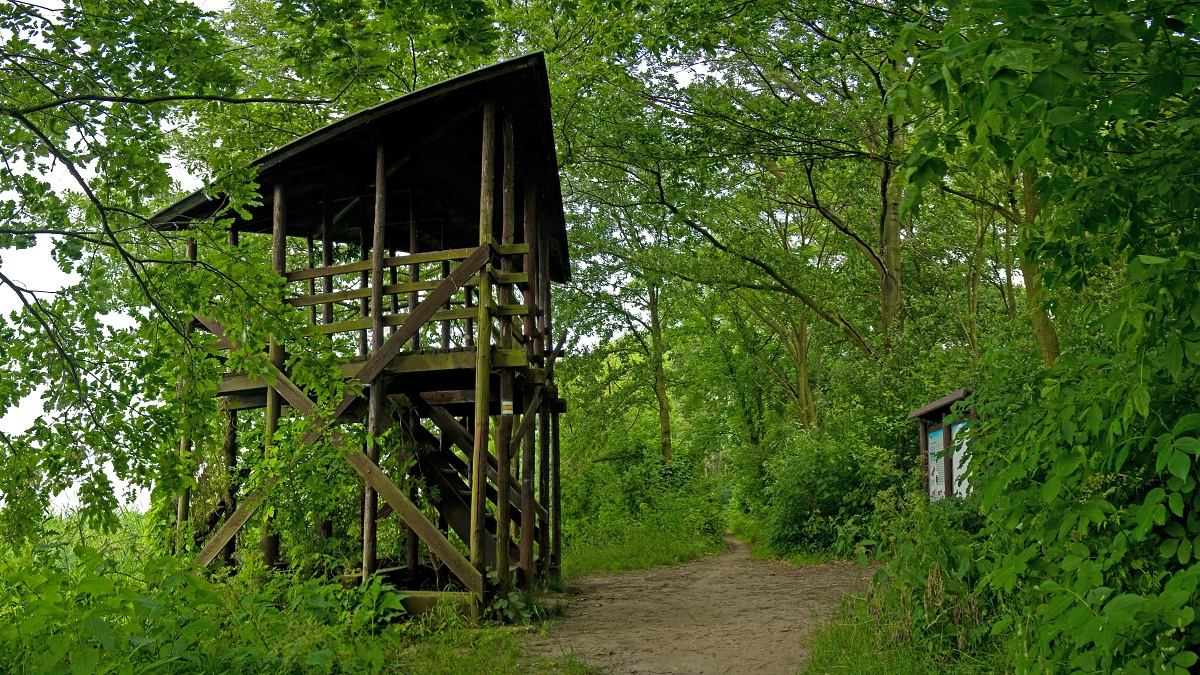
<box><xmin>927</xmin><ymin>428</ymin><xmax>945</xmax><ymax>501</ymax></box>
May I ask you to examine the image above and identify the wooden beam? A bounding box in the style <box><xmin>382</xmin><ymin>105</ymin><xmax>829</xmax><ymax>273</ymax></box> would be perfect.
<box><xmin>345</xmin><ymin>451</ymin><xmax>484</xmax><ymax>597</ymax></box>
<box><xmin>471</xmin><ymin>100</ymin><xmax>496</xmax><ymax>574</ymax></box>
<box><xmin>282</xmin><ymin>245</ymin><xmax>526</xmax><ymax>283</ymax></box>
<box><xmin>364</xmin><ymin>140</ymin><xmax>387</xmax><ymax>581</ymax></box>
<box><xmin>262</xmin><ymin>181</ymin><xmax>286</xmax><ymax>567</ymax></box>
<box><xmin>285</xmin><ymin>273</ymin><xmax>526</xmax><ymax>308</ymax></box>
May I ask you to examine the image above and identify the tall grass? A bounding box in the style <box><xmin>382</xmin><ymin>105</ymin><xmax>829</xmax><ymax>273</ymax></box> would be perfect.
<box><xmin>562</xmin><ymin>515</ymin><xmax>724</xmax><ymax>580</ymax></box>
<box><xmin>801</xmin><ymin>593</ymin><xmax>1005</xmax><ymax>675</ymax></box>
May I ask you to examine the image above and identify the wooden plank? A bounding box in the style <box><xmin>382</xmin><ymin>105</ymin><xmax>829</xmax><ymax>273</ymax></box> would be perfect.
<box><xmin>364</xmin><ymin>140</ymin><xmax>387</xmax><ymax>581</ymax></box>
<box><xmin>284</xmin><ymin>247</ymin><xmax>478</xmax><ymax>282</ymax></box>
<box><xmin>311</xmin><ymin>304</ymin><xmax>527</xmax><ymax>335</ymax></box>
<box><xmin>345</xmin><ymin>450</ymin><xmax>483</xmax><ymax>597</ymax></box>
<box><xmin>217</xmin><ymin>348</ymin><xmax>530</xmax><ymax>396</ymax></box>
<box><xmin>354</xmin><ymin>244</ymin><xmax>492</xmax><ymax>386</ymax></box>
<box><xmin>194</xmin><ymin>486</ymin><xmax>269</xmax><ymax>567</ymax></box>
<box><xmin>285</xmin><ymin>273</ymin><xmax>527</xmax><ymax>308</ymax></box>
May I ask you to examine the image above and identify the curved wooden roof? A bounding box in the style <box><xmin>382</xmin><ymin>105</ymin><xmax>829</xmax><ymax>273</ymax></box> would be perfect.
<box><xmin>152</xmin><ymin>53</ymin><xmax>570</xmax><ymax>282</ymax></box>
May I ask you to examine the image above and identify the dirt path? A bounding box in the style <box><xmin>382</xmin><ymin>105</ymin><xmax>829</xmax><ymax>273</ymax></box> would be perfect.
<box><xmin>526</xmin><ymin>535</ymin><xmax>868</xmax><ymax>674</ymax></box>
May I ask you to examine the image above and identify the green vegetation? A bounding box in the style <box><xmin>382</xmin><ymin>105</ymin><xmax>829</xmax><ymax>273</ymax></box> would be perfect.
<box><xmin>0</xmin><ymin>513</ymin><xmax>590</xmax><ymax>674</ymax></box>
<box><xmin>4</xmin><ymin>0</ymin><xmax>1200</xmax><ymax>672</ymax></box>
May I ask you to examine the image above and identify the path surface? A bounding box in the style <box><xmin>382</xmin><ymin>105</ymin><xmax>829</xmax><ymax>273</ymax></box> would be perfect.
<box><xmin>526</xmin><ymin>535</ymin><xmax>868</xmax><ymax>674</ymax></box>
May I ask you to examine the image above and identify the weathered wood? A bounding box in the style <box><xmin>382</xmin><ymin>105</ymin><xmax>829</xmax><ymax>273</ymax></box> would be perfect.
<box><xmin>408</xmin><ymin>196</ymin><xmax>420</xmax><ymax>351</ymax></box>
<box><xmin>419</xmin><ymin>399</ymin><xmax>546</xmax><ymax>521</ymax></box>
<box><xmin>312</xmin><ymin>304</ymin><xmax>527</xmax><ymax>335</ymax></box>
<box><xmin>471</xmin><ymin>100</ymin><xmax>495</xmax><ymax>574</ymax></box>
<box><xmin>538</xmin><ymin>406</ymin><xmax>550</xmax><ymax>577</ymax></box>
<box><xmin>263</xmin><ymin>181</ymin><xmax>286</xmax><ymax>567</ymax></box>
<box><xmin>345</xmin><ymin>450</ymin><xmax>484</xmax><ymax>597</ymax></box>
<box><xmin>354</xmin><ymin>244</ymin><xmax>492</xmax><ymax>387</ymax></box>
<box><xmin>221</xmin><ymin>407</ymin><xmax>238</xmax><ymax>566</ymax></box>
<box><xmin>217</xmin><ymin>348</ymin><xmax>529</xmax><ymax>397</ymax></box>
<box><xmin>551</xmin><ymin>411</ymin><xmax>561</xmax><ymax>576</ymax></box>
<box><xmin>176</xmin><ymin>237</ymin><xmax>198</xmax><ymax>555</ymax></box>
<box><xmin>321</xmin><ymin>185</ymin><xmax>334</xmax><ymax>326</ymax></box>
<box><xmin>284</xmin><ymin>273</ymin><xmax>526</xmax><ymax>308</ymax></box>
<box><xmin>364</xmin><ymin>140</ymin><xmax>387</xmax><ymax>581</ymax></box>
<box><xmin>195</xmin><ymin>486</ymin><xmax>269</xmax><ymax>567</ymax></box>
<box><xmin>283</xmin><ymin>245</ymin><xmax>527</xmax><ymax>283</ymax></box>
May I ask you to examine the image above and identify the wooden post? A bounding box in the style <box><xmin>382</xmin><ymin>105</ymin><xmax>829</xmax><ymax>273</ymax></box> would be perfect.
<box><xmin>493</xmin><ymin>112</ymin><xmax>517</xmax><ymax>587</ymax></box>
<box><xmin>470</xmin><ymin>101</ymin><xmax>495</xmax><ymax>576</ymax></box>
<box><xmin>318</xmin><ymin>189</ymin><xmax>334</xmax><ymax>543</ymax></box>
<box><xmin>221</xmin><ymin>405</ymin><xmax>238</xmax><ymax>566</ymax></box>
<box><xmin>364</xmin><ymin>142</ymin><xmax>386</xmax><ymax>582</ymax></box>
<box><xmin>943</xmin><ymin>420</ymin><xmax>954</xmax><ymax>499</ymax></box>
<box><xmin>409</xmin><ymin>197</ymin><xmax>420</xmax><ymax>351</ymax></box>
<box><xmin>321</xmin><ymin>192</ymin><xmax>334</xmax><ymax>326</ymax></box>
<box><xmin>538</xmin><ymin>404</ymin><xmax>551</xmax><ymax>578</ymax></box>
<box><xmin>919</xmin><ymin>419</ymin><xmax>929</xmax><ymax>497</ymax></box>
<box><xmin>551</xmin><ymin>410</ymin><xmax>561</xmax><ymax>576</ymax></box>
<box><xmin>261</xmin><ymin>182</ymin><xmax>285</xmax><ymax>567</ymax></box>
<box><xmin>306</xmin><ymin>234</ymin><xmax>316</xmax><ymax>325</ymax></box>
<box><xmin>441</xmin><ymin>221</ymin><xmax>451</xmax><ymax>349</ymax></box>
<box><xmin>175</xmin><ymin>237</ymin><xmax>197</xmax><ymax>555</ymax></box>
<box><xmin>520</xmin><ymin>162</ymin><xmax>539</xmax><ymax>583</ymax></box>
<box><xmin>223</xmin><ymin>223</ymin><xmax>240</xmax><ymax>566</ymax></box>
<box><xmin>358</xmin><ymin>226</ymin><xmax>369</xmax><ymax>356</ymax></box>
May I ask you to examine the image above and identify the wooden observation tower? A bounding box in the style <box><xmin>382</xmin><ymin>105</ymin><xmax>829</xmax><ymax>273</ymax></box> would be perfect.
<box><xmin>153</xmin><ymin>54</ymin><xmax>568</xmax><ymax>610</ymax></box>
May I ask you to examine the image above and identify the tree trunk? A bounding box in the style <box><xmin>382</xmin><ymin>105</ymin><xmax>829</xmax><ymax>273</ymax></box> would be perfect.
<box><xmin>878</xmin><ymin>119</ymin><xmax>905</xmax><ymax>339</ymax></box>
<box><xmin>1020</xmin><ymin>172</ymin><xmax>1062</xmax><ymax>369</ymax></box>
<box><xmin>647</xmin><ymin>283</ymin><xmax>672</xmax><ymax>462</ymax></box>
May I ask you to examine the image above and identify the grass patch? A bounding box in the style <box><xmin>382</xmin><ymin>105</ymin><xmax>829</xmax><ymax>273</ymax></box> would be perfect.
<box><xmin>728</xmin><ymin>511</ymin><xmax>840</xmax><ymax>567</ymax></box>
<box><xmin>801</xmin><ymin>594</ymin><xmax>1005</xmax><ymax>675</ymax></box>
<box><xmin>562</xmin><ymin>520</ymin><xmax>724</xmax><ymax>580</ymax></box>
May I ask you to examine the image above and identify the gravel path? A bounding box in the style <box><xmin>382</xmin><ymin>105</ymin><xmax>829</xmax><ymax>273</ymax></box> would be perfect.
<box><xmin>526</xmin><ymin>535</ymin><xmax>868</xmax><ymax>674</ymax></box>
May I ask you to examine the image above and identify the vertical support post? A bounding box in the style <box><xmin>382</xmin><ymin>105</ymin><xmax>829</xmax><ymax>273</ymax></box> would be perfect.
<box><xmin>919</xmin><ymin>419</ymin><xmax>929</xmax><ymax>497</ymax></box>
<box><xmin>306</xmin><ymin>234</ymin><xmax>316</xmax><ymax>325</ymax></box>
<box><xmin>494</xmin><ymin>112</ymin><xmax>516</xmax><ymax>588</ymax></box>
<box><xmin>408</xmin><ymin>197</ymin><xmax>420</xmax><ymax>351</ymax></box>
<box><xmin>551</xmin><ymin>410</ymin><xmax>561</xmax><ymax>577</ymax></box>
<box><xmin>358</xmin><ymin>227</ymin><xmax>369</xmax><ymax>356</ymax></box>
<box><xmin>538</xmin><ymin>403</ymin><xmax>551</xmax><ymax>578</ymax></box>
<box><xmin>318</xmin><ymin>190</ymin><xmax>334</xmax><ymax>543</ymax></box>
<box><xmin>441</xmin><ymin>221</ymin><xmax>451</xmax><ymax>349</ymax></box>
<box><xmin>175</xmin><ymin>237</ymin><xmax>198</xmax><ymax>555</ymax></box>
<box><xmin>223</xmin><ymin>223</ymin><xmax>240</xmax><ymax>565</ymax></box>
<box><xmin>221</xmin><ymin>405</ymin><xmax>238</xmax><ymax>566</ymax></box>
<box><xmin>943</xmin><ymin>420</ymin><xmax>954</xmax><ymax>499</ymax></box>
<box><xmin>261</xmin><ymin>181</ymin><xmax>285</xmax><ymax>567</ymax></box>
<box><xmin>520</xmin><ymin>181</ymin><xmax>538</xmax><ymax>584</ymax></box>
<box><xmin>470</xmin><ymin>101</ymin><xmax>495</xmax><ymax>576</ymax></box>
<box><xmin>321</xmin><ymin>191</ymin><xmax>334</xmax><ymax>326</ymax></box>
<box><xmin>364</xmin><ymin>142</ymin><xmax>386</xmax><ymax>582</ymax></box>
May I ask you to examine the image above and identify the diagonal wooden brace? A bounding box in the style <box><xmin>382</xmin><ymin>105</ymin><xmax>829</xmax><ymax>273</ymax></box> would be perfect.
<box><xmin>417</xmin><ymin>397</ymin><xmax>548</xmax><ymax>521</ymax></box>
<box><xmin>345</xmin><ymin>451</ymin><xmax>483</xmax><ymax>596</ymax></box>
<box><xmin>191</xmin><ymin>245</ymin><xmax>493</xmax><ymax>570</ymax></box>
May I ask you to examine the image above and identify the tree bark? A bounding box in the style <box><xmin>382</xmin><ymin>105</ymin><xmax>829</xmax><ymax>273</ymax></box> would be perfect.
<box><xmin>1019</xmin><ymin>172</ymin><xmax>1062</xmax><ymax>369</ymax></box>
<box><xmin>878</xmin><ymin>119</ymin><xmax>905</xmax><ymax>339</ymax></box>
<box><xmin>647</xmin><ymin>282</ymin><xmax>672</xmax><ymax>462</ymax></box>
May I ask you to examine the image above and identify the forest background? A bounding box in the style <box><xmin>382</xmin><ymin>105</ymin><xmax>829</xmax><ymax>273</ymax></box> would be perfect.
<box><xmin>1</xmin><ymin>0</ymin><xmax>1199</xmax><ymax>673</ymax></box>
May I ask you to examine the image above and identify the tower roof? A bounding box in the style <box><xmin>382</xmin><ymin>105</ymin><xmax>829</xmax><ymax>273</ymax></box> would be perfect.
<box><xmin>152</xmin><ymin>52</ymin><xmax>569</xmax><ymax>281</ymax></box>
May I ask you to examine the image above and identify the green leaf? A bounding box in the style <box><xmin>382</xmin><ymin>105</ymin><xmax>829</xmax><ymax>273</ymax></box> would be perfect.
<box><xmin>1169</xmin><ymin>491</ymin><xmax>1185</xmax><ymax>516</ymax></box>
<box><xmin>1027</xmin><ymin>68</ymin><xmax>1069</xmax><ymax>99</ymax></box>
<box><xmin>1173</xmin><ymin>415</ymin><xmax>1200</xmax><ymax>436</ymax></box>
<box><xmin>1168</xmin><ymin>450</ymin><xmax>1191</xmax><ymax>479</ymax></box>
<box><xmin>1138</xmin><ymin>254</ymin><xmax>1169</xmax><ymax>265</ymax></box>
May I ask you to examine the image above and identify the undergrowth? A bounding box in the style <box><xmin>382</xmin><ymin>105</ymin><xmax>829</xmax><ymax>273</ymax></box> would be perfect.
<box><xmin>801</xmin><ymin>592</ymin><xmax>1005</xmax><ymax>675</ymax></box>
<box><xmin>561</xmin><ymin>514</ymin><xmax>724</xmax><ymax>579</ymax></box>
<box><xmin>0</xmin><ymin>513</ymin><xmax>592</xmax><ymax>675</ymax></box>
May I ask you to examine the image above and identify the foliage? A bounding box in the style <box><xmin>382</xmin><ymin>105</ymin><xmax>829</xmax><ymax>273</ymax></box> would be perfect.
<box><xmin>0</xmin><ymin>513</ymin><xmax>588</xmax><ymax>674</ymax></box>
